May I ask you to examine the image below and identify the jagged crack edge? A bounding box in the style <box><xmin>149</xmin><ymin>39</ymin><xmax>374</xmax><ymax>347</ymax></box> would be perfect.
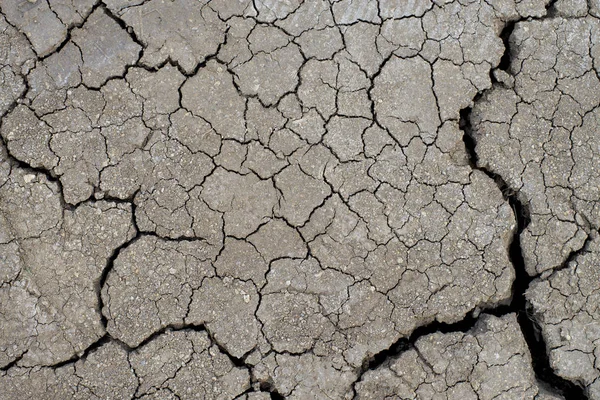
<box><xmin>351</xmin><ymin>12</ymin><xmax>587</xmax><ymax>400</ymax></box>
<box><xmin>460</xmin><ymin>14</ymin><xmax>587</xmax><ymax>399</ymax></box>
<box><xmin>461</xmin><ymin>103</ymin><xmax>585</xmax><ymax>399</ymax></box>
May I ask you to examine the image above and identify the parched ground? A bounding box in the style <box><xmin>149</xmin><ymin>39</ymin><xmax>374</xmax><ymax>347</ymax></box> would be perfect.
<box><xmin>0</xmin><ymin>0</ymin><xmax>598</xmax><ymax>399</ymax></box>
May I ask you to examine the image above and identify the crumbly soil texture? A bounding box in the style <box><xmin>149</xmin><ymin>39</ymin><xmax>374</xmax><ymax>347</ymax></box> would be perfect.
<box><xmin>0</xmin><ymin>0</ymin><xmax>599</xmax><ymax>399</ymax></box>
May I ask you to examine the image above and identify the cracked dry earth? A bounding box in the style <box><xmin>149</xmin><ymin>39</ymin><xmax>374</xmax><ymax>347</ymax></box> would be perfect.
<box><xmin>1</xmin><ymin>0</ymin><xmax>600</xmax><ymax>399</ymax></box>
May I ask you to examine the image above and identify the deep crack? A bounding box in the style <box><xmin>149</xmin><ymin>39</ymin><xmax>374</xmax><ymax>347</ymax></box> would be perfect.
<box><xmin>1</xmin><ymin>1</ymin><xmax>597</xmax><ymax>398</ymax></box>
<box><xmin>461</xmin><ymin>105</ymin><xmax>587</xmax><ymax>399</ymax></box>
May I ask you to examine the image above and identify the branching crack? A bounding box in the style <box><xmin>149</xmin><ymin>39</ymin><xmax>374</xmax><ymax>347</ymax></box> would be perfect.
<box><xmin>350</xmin><ymin>13</ymin><xmax>590</xmax><ymax>400</ymax></box>
<box><xmin>461</xmin><ymin>102</ymin><xmax>586</xmax><ymax>400</ymax></box>
<box><xmin>458</xmin><ymin>15</ymin><xmax>588</xmax><ymax>397</ymax></box>
<box><xmin>0</xmin><ymin>1</ymin><xmax>596</xmax><ymax>399</ymax></box>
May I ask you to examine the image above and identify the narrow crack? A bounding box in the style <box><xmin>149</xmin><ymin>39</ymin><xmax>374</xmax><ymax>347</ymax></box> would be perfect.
<box><xmin>48</xmin><ymin>334</ymin><xmax>112</xmax><ymax>370</ymax></box>
<box><xmin>95</xmin><ymin>189</ymin><xmax>142</xmax><ymax>330</ymax></box>
<box><xmin>351</xmin><ymin>299</ymin><xmax>516</xmax><ymax>398</ymax></box>
<box><xmin>126</xmin><ymin>323</ymin><xmax>206</xmax><ymax>351</ymax></box>
<box><xmin>0</xmin><ymin>133</ymin><xmax>75</xmax><ymax>214</ymax></box>
<box><xmin>0</xmin><ymin>350</ymin><xmax>27</xmax><ymax>372</ymax></box>
<box><xmin>97</xmin><ymin>232</ymin><xmax>141</xmax><ymax>329</ymax></box>
<box><xmin>98</xmin><ymin>2</ymin><xmax>145</xmax><ymax>61</ymax></box>
<box><xmin>38</xmin><ymin>1</ymin><xmax>103</xmax><ymax>62</ymax></box>
<box><xmin>1</xmin><ymin>1</ymin><xmax>596</xmax><ymax>398</ymax></box>
<box><xmin>559</xmin><ymin>231</ymin><xmax>594</xmax><ymax>269</ymax></box>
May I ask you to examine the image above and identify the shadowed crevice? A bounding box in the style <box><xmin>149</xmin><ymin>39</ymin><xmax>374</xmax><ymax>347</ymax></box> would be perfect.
<box><xmin>460</xmin><ymin>103</ymin><xmax>586</xmax><ymax>399</ymax></box>
<box><xmin>352</xmin><ymin>13</ymin><xmax>587</xmax><ymax>398</ymax></box>
<box><xmin>259</xmin><ymin>381</ymin><xmax>286</xmax><ymax>400</ymax></box>
<box><xmin>459</xmin><ymin>12</ymin><xmax>587</xmax><ymax>397</ymax></box>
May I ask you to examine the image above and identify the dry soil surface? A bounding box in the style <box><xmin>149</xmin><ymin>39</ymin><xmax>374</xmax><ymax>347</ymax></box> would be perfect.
<box><xmin>0</xmin><ymin>0</ymin><xmax>599</xmax><ymax>399</ymax></box>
